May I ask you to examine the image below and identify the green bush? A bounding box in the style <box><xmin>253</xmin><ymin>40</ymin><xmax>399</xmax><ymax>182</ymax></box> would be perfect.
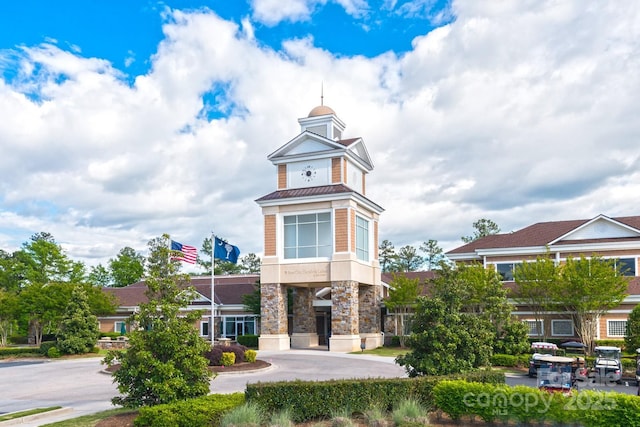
<box><xmin>490</xmin><ymin>353</ymin><xmax>517</xmax><ymax>367</ymax></box>
<box><xmin>47</xmin><ymin>346</ymin><xmax>61</xmax><ymax>358</ymax></box>
<box><xmin>0</xmin><ymin>347</ymin><xmax>40</xmax><ymax>357</ymax></box>
<box><xmin>390</xmin><ymin>335</ymin><xmax>401</xmax><ymax>347</ymax></box>
<box><xmin>595</xmin><ymin>339</ymin><xmax>625</xmax><ymax>351</ymax></box>
<box><xmin>101</xmin><ymin>332</ymin><xmax>122</xmax><ymax>339</ymax></box>
<box><xmin>236</xmin><ymin>334</ymin><xmax>259</xmax><ymax>348</ymax></box>
<box><xmin>432</xmin><ymin>379</ymin><xmax>640</xmax><ymax>426</ymax></box>
<box><xmin>39</xmin><ymin>341</ymin><xmax>57</xmax><ymax>355</ymax></box>
<box><xmin>245</xmin><ymin>349</ymin><xmax>257</xmax><ymax>363</ymax></box>
<box><xmin>221</xmin><ymin>352</ymin><xmax>236</xmax><ymax>366</ymax></box>
<box><xmin>135</xmin><ymin>393</ymin><xmax>245</xmax><ymax>427</ymax></box>
<box><xmin>220</xmin><ymin>402</ymin><xmax>263</xmax><ymax>427</ymax></box>
<box><xmin>245</xmin><ymin>372</ymin><xmax>505</xmax><ymax>423</ymax></box>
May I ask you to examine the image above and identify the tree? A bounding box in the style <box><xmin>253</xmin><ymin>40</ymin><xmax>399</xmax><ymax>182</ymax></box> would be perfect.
<box><xmin>461</xmin><ymin>218</ymin><xmax>501</xmax><ymax>243</ymax></box>
<box><xmin>18</xmin><ymin>282</ymin><xmax>69</xmax><ymax>345</ymax></box>
<box><xmin>419</xmin><ymin>239</ymin><xmax>444</xmax><ymax>271</ymax></box>
<box><xmin>242</xmin><ymin>281</ymin><xmax>261</xmax><ymax>315</ymax></box>
<box><xmin>57</xmin><ymin>286</ymin><xmax>100</xmax><ymax>354</ymax></box>
<box><xmin>430</xmin><ymin>262</ymin><xmax>528</xmax><ymax>355</ymax></box>
<box><xmin>513</xmin><ymin>253</ymin><xmax>559</xmax><ymax>341</ymax></box>
<box><xmin>19</xmin><ymin>232</ymin><xmax>73</xmax><ymax>285</ymax></box>
<box><xmin>109</xmin><ymin>247</ymin><xmax>145</xmax><ymax>287</ymax></box>
<box><xmin>625</xmin><ymin>305</ymin><xmax>640</xmax><ymax>353</ymax></box>
<box><xmin>378</xmin><ymin>240</ymin><xmax>397</xmax><ymax>273</ymax></box>
<box><xmin>394</xmin><ymin>245</ymin><xmax>423</xmax><ymax>272</ymax></box>
<box><xmin>384</xmin><ymin>274</ymin><xmax>421</xmax><ymax>347</ymax></box>
<box><xmin>88</xmin><ymin>264</ymin><xmax>112</xmax><ymax>287</ymax></box>
<box><xmin>240</xmin><ymin>253</ymin><xmax>261</xmax><ymax>274</ymax></box>
<box><xmin>104</xmin><ymin>235</ymin><xmax>211</xmax><ymax>408</ymax></box>
<box><xmin>0</xmin><ymin>289</ymin><xmax>18</xmax><ymax>346</ymax></box>
<box><xmin>555</xmin><ymin>255</ymin><xmax>628</xmax><ymax>354</ymax></box>
<box><xmin>395</xmin><ymin>297</ymin><xmax>493</xmax><ymax>376</ymax></box>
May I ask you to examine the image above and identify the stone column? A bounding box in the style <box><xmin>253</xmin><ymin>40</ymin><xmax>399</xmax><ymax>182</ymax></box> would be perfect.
<box><xmin>259</xmin><ymin>282</ymin><xmax>290</xmax><ymax>350</ymax></box>
<box><xmin>291</xmin><ymin>287</ymin><xmax>318</xmax><ymax>348</ymax></box>
<box><xmin>358</xmin><ymin>284</ymin><xmax>383</xmax><ymax>349</ymax></box>
<box><xmin>330</xmin><ymin>280</ymin><xmax>360</xmax><ymax>352</ymax></box>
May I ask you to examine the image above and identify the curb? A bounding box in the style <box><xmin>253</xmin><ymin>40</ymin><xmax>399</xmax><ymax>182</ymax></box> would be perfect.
<box><xmin>0</xmin><ymin>407</ymin><xmax>73</xmax><ymax>426</ymax></box>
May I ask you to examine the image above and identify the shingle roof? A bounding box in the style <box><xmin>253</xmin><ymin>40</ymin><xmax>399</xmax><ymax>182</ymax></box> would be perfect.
<box><xmin>103</xmin><ymin>274</ymin><xmax>260</xmax><ymax>306</ymax></box>
<box><xmin>446</xmin><ymin>215</ymin><xmax>640</xmax><ymax>255</ymax></box>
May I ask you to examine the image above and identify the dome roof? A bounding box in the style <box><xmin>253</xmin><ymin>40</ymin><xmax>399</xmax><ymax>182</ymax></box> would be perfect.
<box><xmin>308</xmin><ymin>105</ymin><xmax>335</xmax><ymax>117</ymax></box>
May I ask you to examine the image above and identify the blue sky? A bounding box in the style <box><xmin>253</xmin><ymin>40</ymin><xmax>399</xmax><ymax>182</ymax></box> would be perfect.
<box><xmin>1</xmin><ymin>1</ymin><xmax>639</xmax><ymax>269</ymax></box>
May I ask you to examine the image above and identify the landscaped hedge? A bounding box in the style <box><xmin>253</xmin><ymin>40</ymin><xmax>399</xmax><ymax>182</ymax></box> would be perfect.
<box><xmin>245</xmin><ymin>371</ymin><xmax>504</xmax><ymax>423</ymax></box>
<box><xmin>490</xmin><ymin>353</ymin><xmax>530</xmax><ymax>367</ymax></box>
<box><xmin>236</xmin><ymin>334</ymin><xmax>259</xmax><ymax>348</ymax></box>
<box><xmin>134</xmin><ymin>393</ymin><xmax>245</xmax><ymax>427</ymax></box>
<box><xmin>0</xmin><ymin>347</ymin><xmax>41</xmax><ymax>357</ymax></box>
<box><xmin>432</xmin><ymin>379</ymin><xmax>640</xmax><ymax>426</ymax></box>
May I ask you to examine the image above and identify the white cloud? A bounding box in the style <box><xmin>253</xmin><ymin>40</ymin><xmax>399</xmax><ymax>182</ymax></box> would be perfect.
<box><xmin>1</xmin><ymin>1</ymin><xmax>640</xmax><ymax>269</ymax></box>
<box><xmin>250</xmin><ymin>0</ymin><xmax>368</xmax><ymax>25</ymax></box>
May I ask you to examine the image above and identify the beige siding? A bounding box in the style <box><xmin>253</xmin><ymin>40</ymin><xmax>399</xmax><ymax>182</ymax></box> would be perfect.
<box><xmin>335</xmin><ymin>209</ymin><xmax>348</xmax><ymax>252</ymax></box>
<box><xmin>278</xmin><ymin>165</ymin><xmax>287</xmax><ymax>189</ymax></box>
<box><xmin>264</xmin><ymin>215</ymin><xmax>276</xmax><ymax>256</ymax></box>
<box><xmin>332</xmin><ymin>158</ymin><xmax>342</xmax><ymax>184</ymax></box>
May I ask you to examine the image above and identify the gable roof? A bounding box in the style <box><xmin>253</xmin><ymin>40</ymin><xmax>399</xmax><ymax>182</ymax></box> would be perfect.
<box><xmin>267</xmin><ymin>131</ymin><xmax>373</xmax><ymax>171</ymax></box>
<box><xmin>447</xmin><ymin>214</ymin><xmax>640</xmax><ymax>258</ymax></box>
<box><xmin>103</xmin><ymin>274</ymin><xmax>260</xmax><ymax>307</ymax></box>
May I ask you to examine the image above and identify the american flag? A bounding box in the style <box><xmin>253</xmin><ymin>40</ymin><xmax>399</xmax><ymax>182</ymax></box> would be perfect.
<box><xmin>170</xmin><ymin>240</ymin><xmax>198</xmax><ymax>264</ymax></box>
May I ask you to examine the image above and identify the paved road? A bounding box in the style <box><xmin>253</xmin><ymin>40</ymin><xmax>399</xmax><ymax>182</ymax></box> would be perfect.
<box><xmin>0</xmin><ymin>350</ymin><xmax>406</xmax><ymax>426</ymax></box>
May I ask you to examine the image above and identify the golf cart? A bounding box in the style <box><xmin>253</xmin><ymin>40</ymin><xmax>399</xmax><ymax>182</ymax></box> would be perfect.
<box><xmin>536</xmin><ymin>355</ymin><xmax>578</xmax><ymax>395</ymax></box>
<box><xmin>528</xmin><ymin>342</ymin><xmax>559</xmax><ymax>378</ymax></box>
<box><xmin>593</xmin><ymin>345</ymin><xmax>622</xmax><ymax>383</ymax></box>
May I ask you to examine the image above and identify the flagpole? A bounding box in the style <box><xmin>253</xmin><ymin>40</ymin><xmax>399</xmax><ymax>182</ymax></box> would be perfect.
<box><xmin>211</xmin><ymin>232</ymin><xmax>216</xmax><ymax>345</ymax></box>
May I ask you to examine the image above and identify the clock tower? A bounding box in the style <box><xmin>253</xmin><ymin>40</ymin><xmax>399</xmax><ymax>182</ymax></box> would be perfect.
<box><xmin>256</xmin><ymin>104</ymin><xmax>384</xmax><ymax>352</ymax></box>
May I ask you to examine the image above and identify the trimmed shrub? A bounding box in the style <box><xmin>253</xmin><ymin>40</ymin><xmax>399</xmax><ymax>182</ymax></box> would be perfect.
<box><xmin>227</xmin><ymin>344</ymin><xmax>248</xmax><ymax>363</ymax></box>
<box><xmin>0</xmin><ymin>347</ymin><xmax>40</xmax><ymax>357</ymax></box>
<box><xmin>135</xmin><ymin>393</ymin><xmax>245</xmax><ymax>427</ymax></box>
<box><xmin>47</xmin><ymin>346</ymin><xmax>61</xmax><ymax>358</ymax></box>
<box><xmin>390</xmin><ymin>336</ymin><xmax>401</xmax><ymax>347</ymax></box>
<box><xmin>237</xmin><ymin>334</ymin><xmax>259</xmax><ymax>348</ymax></box>
<box><xmin>221</xmin><ymin>352</ymin><xmax>236</xmax><ymax>366</ymax></box>
<box><xmin>245</xmin><ymin>372</ymin><xmax>505</xmax><ymax>423</ymax></box>
<box><xmin>39</xmin><ymin>341</ymin><xmax>57</xmax><ymax>355</ymax></box>
<box><xmin>245</xmin><ymin>349</ymin><xmax>257</xmax><ymax>363</ymax></box>
<box><xmin>204</xmin><ymin>346</ymin><xmax>223</xmax><ymax>366</ymax></box>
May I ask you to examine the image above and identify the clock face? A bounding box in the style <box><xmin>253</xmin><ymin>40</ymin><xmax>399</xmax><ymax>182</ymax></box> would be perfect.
<box><xmin>301</xmin><ymin>165</ymin><xmax>317</xmax><ymax>182</ymax></box>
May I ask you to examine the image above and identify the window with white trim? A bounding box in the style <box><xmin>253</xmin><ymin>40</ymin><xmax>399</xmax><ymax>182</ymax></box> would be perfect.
<box><xmin>355</xmin><ymin>216</ymin><xmax>369</xmax><ymax>261</ymax></box>
<box><xmin>523</xmin><ymin>319</ymin><xmax>544</xmax><ymax>336</ymax></box>
<box><xmin>551</xmin><ymin>319</ymin><xmax>574</xmax><ymax>336</ymax></box>
<box><xmin>200</xmin><ymin>320</ymin><xmax>209</xmax><ymax>337</ymax></box>
<box><xmin>114</xmin><ymin>321</ymin><xmax>126</xmax><ymax>334</ymax></box>
<box><xmin>615</xmin><ymin>258</ymin><xmax>636</xmax><ymax>276</ymax></box>
<box><xmin>607</xmin><ymin>320</ymin><xmax>627</xmax><ymax>337</ymax></box>
<box><xmin>496</xmin><ymin>262</ymin><xmax>522</xmax><ymax>281</ymax></box>
<box><xmin>284</xmin><ymin>212</ymin><xmax>332</xmax><ymax>259</ymax></box>
<box><xmin>220</xmin><ymin>315</ymin><xmax>257</xmax><ymax>339</ymax></box>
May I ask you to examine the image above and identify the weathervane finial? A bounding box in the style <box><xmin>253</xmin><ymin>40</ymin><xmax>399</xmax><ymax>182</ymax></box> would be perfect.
<box><xmin>321</xmin><ymin>81</ymin><xmax>324</xmax><ymax>106</ymax></box>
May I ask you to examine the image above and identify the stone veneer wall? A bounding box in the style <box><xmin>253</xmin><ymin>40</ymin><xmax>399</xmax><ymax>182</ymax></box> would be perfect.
<box><xmin>331</xmin><ymin>280</ymin><xmax>359</xmax><ymax>335</ymax></box>
<box><xmin>292</xmin><ymin>287</ymin><xmax>317</xmax><ymax>333</ymax></box>
<box><xmin>358</xmin><ymin>285</ymin><xmax>380</xmax><ymax>334</ymax></box>
<box><xmin>260</xmin><ymin>282</ymin><xmax>288</xmax><ymax>334</ymax></box>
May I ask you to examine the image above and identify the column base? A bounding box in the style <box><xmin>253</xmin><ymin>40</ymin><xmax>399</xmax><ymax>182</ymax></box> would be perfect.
<box><xmin>259</xmin><ymin>334</ymin><xmax>290</xmax><ymax>351</ymax></box>
<box><xmin>359</xmin><ymin>332</ymin><xmax>383</xmax><ymax>350</ymax></box>
<box><xmin>291</xmin><ymin>333</ymin><xmax>319</xmax><ymax>349</ymax></box>
<box><xmin>329</xmin><ymin>334</ymin><xmax>361</xmax><ymax>352</ymax></box>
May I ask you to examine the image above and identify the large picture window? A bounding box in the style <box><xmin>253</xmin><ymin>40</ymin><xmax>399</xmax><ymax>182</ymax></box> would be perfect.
<box><xmin>355</xmin><ymin>216</ymin><xmax>369</xmax><ymax>261</ymax></box>
<box><xmin>284</xmin><ymin>212</ymin><xmax>332</xmax><ymax>259</ymax></box>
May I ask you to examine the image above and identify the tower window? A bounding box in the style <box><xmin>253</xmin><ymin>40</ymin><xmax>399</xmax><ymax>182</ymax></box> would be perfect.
<box><xmin>284</xmin><ymin>212</ymin><xmax>332</xmax><ymax>259</ymax></box>
<box><xmin>356</xmin><ymin>216</ymin><xmax>369</xmax><ymax>261</ymax></box>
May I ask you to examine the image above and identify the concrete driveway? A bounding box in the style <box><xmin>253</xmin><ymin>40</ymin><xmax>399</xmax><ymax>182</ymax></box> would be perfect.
<box><xmin>0</xmin><ymin>350</ymin><xmax>406</xmax><ymax>426</ymax></box>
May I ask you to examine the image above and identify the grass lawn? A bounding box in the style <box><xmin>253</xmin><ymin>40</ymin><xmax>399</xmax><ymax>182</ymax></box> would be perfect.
<box><xmin>42</xmin><ymin>408</ymin><xmax>137</xmax><ymax>427</ymax></box>
<box><xmin>349</xmin><ymin>346</ymin><xmax>411</xmax><ymax>357</ymax></box>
